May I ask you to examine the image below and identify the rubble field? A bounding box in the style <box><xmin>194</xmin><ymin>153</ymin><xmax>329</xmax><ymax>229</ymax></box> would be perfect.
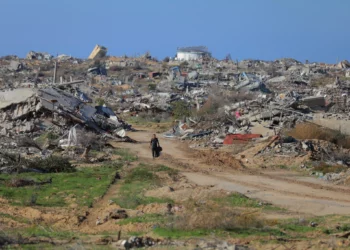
<box><xmin>2</xmin><ymin>49</ymin><xmax>350</xmax><ymax>249</ymax></box>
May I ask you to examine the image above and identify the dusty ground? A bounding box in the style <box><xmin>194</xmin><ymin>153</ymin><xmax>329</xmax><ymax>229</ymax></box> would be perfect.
<box><xmin>116</xmin><ymin>129</ymin><xmax>350</xmax><ymax>217</ymax></box>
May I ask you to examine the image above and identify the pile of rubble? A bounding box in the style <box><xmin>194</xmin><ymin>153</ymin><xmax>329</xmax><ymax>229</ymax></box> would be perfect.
<box><xmin>2</xmin><ymin>45</ymin><xmax>350</xmax><ymax>176</ymax></box>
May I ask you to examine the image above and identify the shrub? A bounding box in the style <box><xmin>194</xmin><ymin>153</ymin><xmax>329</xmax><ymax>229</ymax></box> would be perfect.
<box><xmin>169</xmin><ymin>199</ymin><xmax>263</xmax><ymax>231</ymax></box>
<box><xmin>172</xmin><ymin>101</ymin><xmax>191</xmax><ymax>119</ymax></box>
<box><xmin>148</xmin><ymin>83</ymin><xmax>156</xmax><ymax>91</ymax></box>
<box><xmin>313</xmin><ymin>162</ymin><xmax>347</xmax><ymax>174</ymax></box>
<box><xmin>27</xmin><ymin>156</ymin><xmax>76</xmax><ymax>173</ymax></box>
<box><xmin>287</xmin><ymin>123</ymin><xmax>350</xmax><ymax>148</ymax></box>
<box><xmin>95</xmin><ymin>98</ymin><xmax>105</xmax><ymax>106</ymax></box>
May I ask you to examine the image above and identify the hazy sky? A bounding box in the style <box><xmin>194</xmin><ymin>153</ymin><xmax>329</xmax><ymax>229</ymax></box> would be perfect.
<box><xmin>0</xmin><ymin>0</ymin><xmax>349</xmax><ymax>63</ymax></box>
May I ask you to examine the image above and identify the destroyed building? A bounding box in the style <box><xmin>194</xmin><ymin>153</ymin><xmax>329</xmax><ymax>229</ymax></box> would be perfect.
<box><xmin>88</xmin><ymin>45</ymin><xmax>108</xmax><ymax>60</ymax></box>
<box><xmin>176</xmin><ymin>46</ymin><xmax>211</xmax><ymax>61</ymax></box>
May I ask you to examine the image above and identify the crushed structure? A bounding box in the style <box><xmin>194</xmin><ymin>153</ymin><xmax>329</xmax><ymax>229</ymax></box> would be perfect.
<box><xmin>88</xmin><ymin>45</ymin><xmax>108</xmax><ymax>60</ymax></box>
<box><xmin>1</xmin><ymin>47</ymin><xmax>350</xmax><ymax>182</ymax></box>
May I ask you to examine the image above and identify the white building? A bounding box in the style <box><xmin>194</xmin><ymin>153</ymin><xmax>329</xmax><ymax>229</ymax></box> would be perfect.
<box><xmin>176</xmin><ymin>46</ymin><xmax>211</xmax><ymax>61</ymax></box>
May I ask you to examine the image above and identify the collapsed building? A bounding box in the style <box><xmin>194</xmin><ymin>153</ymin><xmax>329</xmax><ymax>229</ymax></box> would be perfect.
<box><xmin>1</xmin><ymin>47</ymin><xmax>350</xmax><ymax>178</ymax></box>
<box><xmin>0</xmin><ymin>87</ymin><xmax>129</xmax><ymax>137</ymax></box>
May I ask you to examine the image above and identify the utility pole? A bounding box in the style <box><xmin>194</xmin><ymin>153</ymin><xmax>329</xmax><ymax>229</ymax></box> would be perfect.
<box><xmin>53</xmin><ymin>61</ymin><xmax>57</xmax><ymax>84</ymax></box>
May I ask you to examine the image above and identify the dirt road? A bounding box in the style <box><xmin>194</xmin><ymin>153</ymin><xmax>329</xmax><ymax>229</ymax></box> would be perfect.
<box><xmin>117</xmin><ymin>130</ymin><xmax>350</xmax><ymax>216</ymax></box>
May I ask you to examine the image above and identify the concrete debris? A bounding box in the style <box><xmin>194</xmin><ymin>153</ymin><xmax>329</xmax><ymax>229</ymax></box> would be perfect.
<box><xmin>26</xmin><ymin>51</ymin><xmax>53</xmax><ymax>61</ymax></box>
<box><xmin>88</xmin><ymin>45</ymin><xmax>108</xmax><ymax>60</ymax></box>
<box><xmin>1</xmin><ymin>48</ymin><xmax>350</xmax><ymax>182</ymax></box>
<box><xmin>8</xmin><ymin>60</ymin><xmax>23</xmax><ymax>71</ymax></box>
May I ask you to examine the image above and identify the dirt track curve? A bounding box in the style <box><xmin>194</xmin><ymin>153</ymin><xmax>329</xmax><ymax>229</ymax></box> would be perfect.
<box><xmin>115</xmin><ymin>130</ymin><xmax>350</xmax><ymax>216</ymax></box>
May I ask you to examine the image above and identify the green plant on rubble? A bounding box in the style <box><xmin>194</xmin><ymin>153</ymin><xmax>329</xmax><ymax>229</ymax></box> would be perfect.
<box><xmin>171</xmin><ymin>100</ymin><xmax>192</xmax><ymax>119</ymax></box>
<box><xmin>95</xmin><ymin>97</ymin><xmax>105</xmax><ymax>106</ymax></box>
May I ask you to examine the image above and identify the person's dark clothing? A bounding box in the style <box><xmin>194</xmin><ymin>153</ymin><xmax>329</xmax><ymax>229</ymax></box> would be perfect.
<box><xmin>152</xmin><ymin>148</ymin><xmax>158</xmax><ymax>158</ymax></box>
<box><xmin>150</xmin><ymin>138</ymin><xmax>160</xmax><ymax>158</ymax></box>
<box><xmin>150</xmin><ymin>138</ymin><xmax>159</xmax><ymax>149</ymax></box>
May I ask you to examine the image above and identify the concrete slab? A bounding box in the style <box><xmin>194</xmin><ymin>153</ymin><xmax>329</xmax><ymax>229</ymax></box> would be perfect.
<box><xmin>0</xmin><ymin>88</ymin><xmax>36</xmax><ymax>109</ymax></box>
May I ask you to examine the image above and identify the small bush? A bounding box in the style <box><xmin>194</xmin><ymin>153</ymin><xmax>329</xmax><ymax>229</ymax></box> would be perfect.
<box><xmin>95</xmin><ymin>98</ymin><xmax>105</xmax><ymax>106</ymax></box>
<box><xmin>169</xmin><ymin>200</ymin><xmax>263</xmax><ymax>231</ymax></box>
<box><xmin>148</xmin><ymin>83</ymin><xmax>156</xmax><ymax>91</ymax></box>
<box><xmin>27</xmin><ymin>156</ymin><xmax>76</xmax><ymax>173</ymax></box>
<box><xmin>287</xmin><ymin>123</ymin><xmax>350</xmax><ymax>148</ymax></box>
<box><xmin>313</xmin><ymin>162</ymin><xmax>347</xmax><ymax>174</ymax></box>
<box><xmin>172</xmin><ymin>101</ymin><xmax>191</xmax><ymax>119</ymax></box>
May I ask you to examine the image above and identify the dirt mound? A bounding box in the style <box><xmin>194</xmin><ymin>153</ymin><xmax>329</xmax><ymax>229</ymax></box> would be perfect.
<box><xmin>195</xmin><ymin>150</ymin><xmax>243</xmax><ymax>169</ymax></box>
<box><xmin>136</xmin><ymin>203</ymin><xmax>168</xmax><ymax>214</ymax></box>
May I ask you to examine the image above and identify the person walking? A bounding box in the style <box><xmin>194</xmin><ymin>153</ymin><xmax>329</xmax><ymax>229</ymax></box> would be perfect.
<box><xmin>150</xmin><ymin>134</ymin><xmax>160</xmax><ymax>159</ymax></box>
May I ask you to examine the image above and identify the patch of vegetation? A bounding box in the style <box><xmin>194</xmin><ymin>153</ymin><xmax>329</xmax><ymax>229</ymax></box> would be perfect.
<box><xmin>163</xmin><ymin>198</ymin><xmax>265</xmax><ymax>236</ymax></box>
<box><xmin>0</xmin><ymin>165</ymin><xmax>119</xmax><ymax>207</ymax></box>
<box><xmin>214</xmin><ymin>193</ymin><xmax>285</xmax><ymax>212</ymax></box>
<box><xmin>278</xmin><ymin>220</ymin><xmax>317</xmax><ymax>233</ymax></box>
<box><xmin>214</xmin><ymin>193</ymin><xmax>261</xmax><ymax>208</ymax></box>
<box><xmin>113</xmin><ymin>148</ymin><xmax>138</xmax><ymax>162</ymax></box>
<box><xmin>154</xmin><ymin>228</ymin><xmax>210</xmax><ymax>238</ymax></box>
<box><xmin>0</xmin><ymin>212</ymin><xmax>30</xmax><ymax>224</ymax></box>
<box><xmin>171</xmin><ymin>101</ymin><xmax>191</xmax><ymax>119</ymax></box>
<box><xmin>0</xmin><ymin>226</ymin><xmax>82</xmax><ymax>249</ymax></box>
<box><xmin>148</xmin><ymin>83</ymin><xmax>156</xmax><ymax>91</ymax></box>
<box><xmin>154</xmin><ymin>164</ymin><xmax>179</xmax><ymax>180</ymax></box>
<box><xmin>95</xmin><ymin>97</ymin><xmax>105</xmax><ymax>106</ymax></box>
<box><xmin>20</xmin><ymin>225</ymin><xmax>78</xmax><ymax>239</ymax></box>
<box><xmin>113</xmin><ymin>165</ymin><xmax>173</xmax><ymax>209</ymax></box>
<box><xmin>287</xmin><ymin>123</ymin><xmax>350</xmax><ymax>149</ymax></box>
<box><xmin>117</xmin><ymin>213</ymin><xmax>165</xmax><ymax>225</ymax></box>
<box><xmin>35</xmin><ymin>131</ymin><xmax>59</xmax><ymax>146</ymax></box>
<box><xmin>154</xmin><ymin>227</ymin><xmax>285</xmax><ymax>239</ymax></box>
<box><xmin>27</xmin><ymin>156</ymin><xmax>76</xmax><ymax>173</ymax></box>
<box><xmin>313</xmin><ymin>162</ymin><xmax>348</xmax><ymax>174</ymax></box>
<box><xmin>310</xmin><ymin>76</ymin><xmax>334</xmax><ymax>88</ymax></box>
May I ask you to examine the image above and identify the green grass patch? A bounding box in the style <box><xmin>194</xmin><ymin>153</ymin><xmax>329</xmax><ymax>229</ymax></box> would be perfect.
<box><xmin>278</xmin><ymin>220</ymin><xmax>317</xmax><ymax>233</ymax></box>
<box><xmin>153</xmin><ymin>228</ymin><xmax>210</xmax><ymax>238</ymax></box>
<box><xmin>1</xmin><ymin>225</ymin><xmax>80</xmax><ymax>249</ymax></box>
<box><xmin>113</xmin><ymin>181</ymin><xmax>172</xmax><ymax>209</ymax></box>
<box><xmin>0</xmin><ymin>212</ymin><xmax>30</xmax><ymax>224</ymax></box>
<box><xmin>226</xmin><ymin>227</ymin><xmax>286</xmax><ymax>238</ymax></box>
<box><xmin>113</xmin><ymin>148</ymin><xmax>138</xmax><ymax>162</ymax></box>
<box><xmin>153</xmin><ymin>227</ymin><xmax>285</xmax><ymax>239</ymax></box>
<box><xmin>0</xmin><ymin>165</ymin><xmax>119</xmax><ymax>207</ymax></box>
<box><xmin>277</xmin><ymin>165</ymin><xmax>288</xmax><ymax>169</ymax></box>
<box><xmin>113</xmin><ymin>165</ymin><xmax>173</xmax><ymax>209</ymax></box>
<box><xmin>154</xmin><ymin>164</ymin><xmax>179</xmax><ymax>178</ymax></box>
<box><xmin>214</xmin><ymin>193</ymin><xmax>260</xmax><ymax>208</ymax></box>
<box><xmin>117</xmin><ymin>213</ymin><xmax>165</xmax><ymax>225</ymax></box>
<box><xmin>20</xmin><ymin>225</ymin><xmax>77</xmax><ymax>239</ymax></box>
<box><xmin>214</xmin><ymin>193</ymin><xmax>284</xmax><ymax>211</ymax></box>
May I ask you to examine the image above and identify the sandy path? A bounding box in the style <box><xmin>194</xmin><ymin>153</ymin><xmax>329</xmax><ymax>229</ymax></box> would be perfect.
<box><xmin>115</xmin><ymin>130</ymin><xmax>350</xmax><ymax>216</ymax></box>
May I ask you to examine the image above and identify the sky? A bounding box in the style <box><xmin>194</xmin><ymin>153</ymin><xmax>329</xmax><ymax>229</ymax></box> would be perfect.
<box><xmin>0</xmin><ymin>0</ymin><xmax>349</xmax><ymax>63</ymax></box>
